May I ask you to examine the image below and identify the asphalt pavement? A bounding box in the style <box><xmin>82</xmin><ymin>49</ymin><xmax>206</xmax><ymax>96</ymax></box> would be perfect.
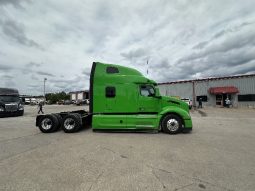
<box><xmin>0</xmin><ymin>105</ymin><xmax>255</xmax><ymax>191</ymax></box>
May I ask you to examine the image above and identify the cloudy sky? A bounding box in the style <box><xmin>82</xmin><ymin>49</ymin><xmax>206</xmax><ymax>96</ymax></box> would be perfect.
<box><xmin>0</xmin><ymin>0</ymin><xmax>255</xmax><ymax>95</ymax></box>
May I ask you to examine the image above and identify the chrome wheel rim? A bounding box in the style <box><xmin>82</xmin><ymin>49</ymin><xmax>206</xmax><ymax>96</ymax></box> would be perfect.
<box><xmin>64</xmin><ymin>118</ymin><xmax>75</xmax><ymax>130</ymax></box>
<box><xmin>167</xmin><ymin>119</ymin><xmax>179</xmax><ymax>132</ymax></box>
<box><xmin>41</xmin><ymin>118</ymin><xmax>52</xmax><ymax>130</ymax></box>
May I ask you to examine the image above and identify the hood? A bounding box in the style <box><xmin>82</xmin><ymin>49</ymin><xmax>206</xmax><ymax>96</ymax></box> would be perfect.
<box><xmin>161</xmin><ymin>96</ymin><xmax>189</xmax><ymax>112</ymax></box>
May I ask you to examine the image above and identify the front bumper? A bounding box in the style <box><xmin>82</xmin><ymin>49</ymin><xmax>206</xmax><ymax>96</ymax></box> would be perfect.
<box><xmin>0</xmin><ymin>110</ymin><xmax>24</xmax><ymax>117</ymax></box>
<box><xmin>183</xmin><ymin>118</ymin><xmax>193</xmax><ymax>130</ymax></box>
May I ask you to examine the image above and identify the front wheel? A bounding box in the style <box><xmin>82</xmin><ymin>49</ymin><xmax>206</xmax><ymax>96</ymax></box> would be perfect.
<box><xmin>161</xmin><ymin>114</ymin><xmax>182</xmax><ymax>134</ymax></box>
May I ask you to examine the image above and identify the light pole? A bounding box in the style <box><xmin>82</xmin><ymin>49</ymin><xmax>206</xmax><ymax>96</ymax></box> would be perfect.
<box><xmin>44</xmin><ymin>78</ymin><xmax>47</xmax><ymax>101</ymax></box>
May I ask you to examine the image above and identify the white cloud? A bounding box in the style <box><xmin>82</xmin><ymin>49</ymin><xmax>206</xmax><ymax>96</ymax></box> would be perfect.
<box><xmin>0</xmin><ymin>0</ymin><xmax>255</xmax><ymax>95</ymax></box>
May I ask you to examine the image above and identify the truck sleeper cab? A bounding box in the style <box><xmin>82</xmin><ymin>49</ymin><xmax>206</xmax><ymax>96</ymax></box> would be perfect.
<box><xmin>36</xmin><ymin>62</ymin><xmax>192</xmax><ymax>134</ymax></box>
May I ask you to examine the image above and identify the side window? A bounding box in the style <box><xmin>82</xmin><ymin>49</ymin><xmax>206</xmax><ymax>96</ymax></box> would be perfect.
<box><xmin>140</xmin><ymin>85</ymin><xmax>155</xmax><ymax>97</ymax></box>
<box><xmin>105</xmin><ymin>87</ymin><xmax>116</xmax><ymax>98</ymax></box>
<box><xmin>141</xmin><ymin>85</ymin><xmax>150</xmax><ymax>96</ymax></box>
<box><xmin>106</xmin><ymin>67</ymin><xmax>119</xmax><ymax>74</ymax></box>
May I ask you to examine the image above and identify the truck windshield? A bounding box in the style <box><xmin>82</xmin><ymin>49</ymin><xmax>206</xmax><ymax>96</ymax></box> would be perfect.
<box><xmin>0</xmin><ymin>95</ymin><xmax>20</xmax><ymax>102</ymax></box>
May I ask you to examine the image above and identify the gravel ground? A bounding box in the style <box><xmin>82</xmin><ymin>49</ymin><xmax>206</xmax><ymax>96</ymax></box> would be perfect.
<box><xmin>0</xmin><ymin>105</ymin><xmax>255</xmax><ymax>191</ymax></box>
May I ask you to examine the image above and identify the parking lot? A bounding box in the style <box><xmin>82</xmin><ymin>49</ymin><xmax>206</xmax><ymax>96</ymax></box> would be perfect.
<box><xmin>0</xmin><ymin>105</ymin><xmax>255</xmax><ymax>191</ymax></box>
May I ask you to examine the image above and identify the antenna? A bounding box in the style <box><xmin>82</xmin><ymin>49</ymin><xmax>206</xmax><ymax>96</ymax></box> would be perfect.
<box><xmin>146</xmin><ymin>59</ymin><xmax>149</xmax><ymax>75</ymax></box>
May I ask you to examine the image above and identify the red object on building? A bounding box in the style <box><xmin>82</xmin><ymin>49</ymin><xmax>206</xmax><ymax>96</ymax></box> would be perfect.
<box><xmin>209</xmin><ymin>86</ymin><xmax>239</xmax><ymax>94</ymax></box>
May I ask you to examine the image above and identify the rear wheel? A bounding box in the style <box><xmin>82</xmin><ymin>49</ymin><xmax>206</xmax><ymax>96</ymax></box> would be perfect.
<box><xmin>72</xmin><ymin>113</ymin><xmax>83</xmax><ymax>130</ymax></box>
<box><xmin>52</xmin><ymin>114</ymin><xmax>62</xmax><ymax>130</ymax></box>
<box><xmin>62</xmin><ymin>114</ymin><xmax>81</xmax><ymax>133</ymax></box>
<box><xmin>162</xmin><ymin>114</ymin><xmax>182</xmax><ymax>134</ymax></box>
<box><xmin>38</xmin><ymin>114</ymin><xmax>59</xmax><ymax>133</ymax></box>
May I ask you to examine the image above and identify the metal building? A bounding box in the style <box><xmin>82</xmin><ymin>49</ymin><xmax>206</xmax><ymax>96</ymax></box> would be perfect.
<box><xmin>158</xmin><ymin>74</ymin><xmax>255</xmax><ymax>108</ymax></box>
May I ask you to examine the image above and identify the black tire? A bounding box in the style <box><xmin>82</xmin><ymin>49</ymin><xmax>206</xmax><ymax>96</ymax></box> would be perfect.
<box><xmin>38</xmin><ymin>114</ymin><xmax>59</xmax><ymax>133</ymax></box>
<box><xmin>62</xmin><ymin>113</ymin><xmax>81</xmax><ymax>133</ymax></box>
<box><xmin>161</xmin><ymin>114</ymin><xmax>182</xmax><ymax>134</ymax></box>
<box><xmin>18</xmin><ymin>110</ymin><xmax>24</xmax><ymax>116</ymax></box>
<box><xmin>52</xmin><ymin>114</ymin><xmax>62</xmax><ymax>130</ymax></box>
<box><xmin>72</xmin><ymin>113</ymin><xmax>83</xmax><ymax>130</ymax></box>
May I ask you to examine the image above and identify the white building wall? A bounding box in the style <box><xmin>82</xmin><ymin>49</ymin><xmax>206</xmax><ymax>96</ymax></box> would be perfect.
<box><xmin>77</xmin><ymin>93</ymin><xmax>83</xmax><ymax>100</ymax></box>
<box><xmin>71</xmin><ymin>94</ymin><xmax>76</xmax><ymax>100</ymax></box>
<box><xmin>159</xmin><ymin>83</ymin><xmax>193</xmax><ymax>98</ymax></box>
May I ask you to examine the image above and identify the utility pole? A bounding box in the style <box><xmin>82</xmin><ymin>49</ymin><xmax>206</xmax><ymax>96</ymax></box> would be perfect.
<box><xmin>44</xmin><ymin>78</ymin><xmax>47</xmax><ymax>101</ymax></box>
<box><xmin>192</xmin><ymin>80</ymin><xmax>196</xmax><ymax>109</ymax></box>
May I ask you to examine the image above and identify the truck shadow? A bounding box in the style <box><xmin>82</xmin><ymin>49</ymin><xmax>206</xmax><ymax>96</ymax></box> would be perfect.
<box><xmin>78</xmin><ymin>125</ymin><xmax>92</xmax><ymax>132</ymax></box>
<box><xmin>91</xmin><ymin>129</ymin><xmax>158</xmax><ymax>134</ymax></box>
<box><xmin>91</xmin><ymin>129</ymin><xmax>192</xmax><ymax>135</ymax></box>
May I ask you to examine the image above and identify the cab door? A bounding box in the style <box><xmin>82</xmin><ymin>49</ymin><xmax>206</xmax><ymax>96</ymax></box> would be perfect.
<box><xmin>135</xmin><ymin>85</ymin><xmax>160</xmax><ymax>129</ymax></box>
<box><xmin>138</xmin><ymin>85</ymin><xmax>159</xmax><ymax>113</ymax></box>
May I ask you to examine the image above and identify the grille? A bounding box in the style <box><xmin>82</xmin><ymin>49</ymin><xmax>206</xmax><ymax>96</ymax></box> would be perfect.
<box><xmin>5</xmin><ymin>104</ymin><xmax>18</xmax><ymax>112</ymax></box>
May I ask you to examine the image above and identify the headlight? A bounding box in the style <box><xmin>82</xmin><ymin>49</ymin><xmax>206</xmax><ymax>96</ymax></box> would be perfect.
<box><xmin>0</xmin><ymin>106</ymin><xmax>4</xmax><ymax>112</ymax></box>
<box><xmin>19</xmin><ymin>105</ymin><xmax>24</xmax><ymax>110</ymax></box>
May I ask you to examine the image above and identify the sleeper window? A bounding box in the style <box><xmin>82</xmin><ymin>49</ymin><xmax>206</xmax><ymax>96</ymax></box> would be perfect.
<box><xmin>106</xmin><ymin>67</ymin><xmax>119</xmax><ymax>74</ymax></box>
<box><xmin>105</xmin><ymin>87</ymin><xmax>116</xmax><ymax>98</ymax></box>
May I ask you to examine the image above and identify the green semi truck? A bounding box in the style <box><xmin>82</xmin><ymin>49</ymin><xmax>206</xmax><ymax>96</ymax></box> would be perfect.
<box><xmin>36</xmin><ymin>62</ymin><xmax>192</xmax><ymax>134</ymax></box>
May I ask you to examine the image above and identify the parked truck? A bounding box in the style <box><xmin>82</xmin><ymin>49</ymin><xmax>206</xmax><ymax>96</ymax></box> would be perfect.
<box><xmin>0</xmin><ymin>88</ymin><xmax>24</xmax><ymax>117</ymax></box>
<box><xmin>36</xmin><ymin>62</ymin><xmax>192</xmax><ymax>134</ymax></box>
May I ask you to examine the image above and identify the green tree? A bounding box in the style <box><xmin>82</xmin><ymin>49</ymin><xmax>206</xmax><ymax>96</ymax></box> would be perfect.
<box><xmin>45</xmin><ymin>91</ymin><xmax>70</xmax><ymax>104</ymax></box>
